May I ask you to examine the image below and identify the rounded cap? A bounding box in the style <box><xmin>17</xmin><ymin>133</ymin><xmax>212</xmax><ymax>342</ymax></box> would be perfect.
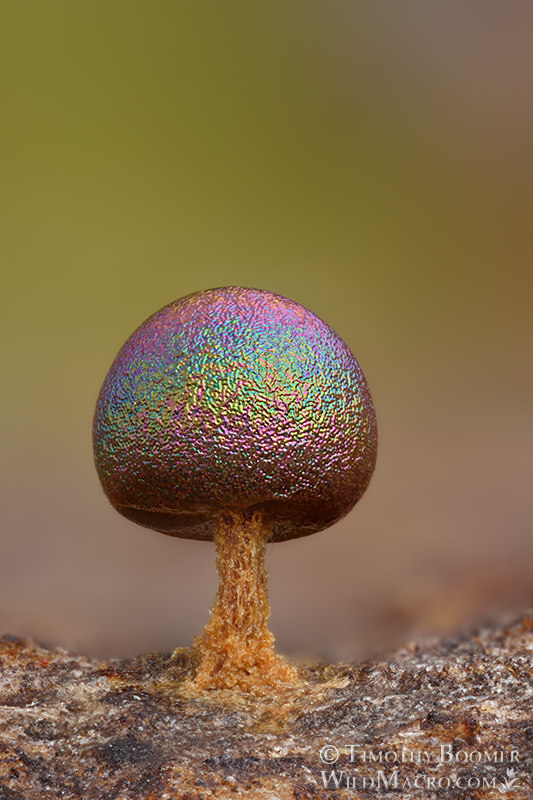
<box><xmin>93</xmin><ymin>287</ymin><xmax>377</xmax><ymax>541</ymax></box>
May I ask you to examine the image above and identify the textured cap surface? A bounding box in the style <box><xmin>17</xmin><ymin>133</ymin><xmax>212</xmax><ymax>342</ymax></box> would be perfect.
<box><xmin>93</xmin><ymin>286</ymin><xmax>377</xmax><ymax>541</ymax></box>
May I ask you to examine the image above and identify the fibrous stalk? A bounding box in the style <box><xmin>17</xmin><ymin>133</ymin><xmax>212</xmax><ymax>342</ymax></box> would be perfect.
<box><xmin>193</xmin><ymin>510</ymin><xmax>298</xmax><ymax>691</ymax></box>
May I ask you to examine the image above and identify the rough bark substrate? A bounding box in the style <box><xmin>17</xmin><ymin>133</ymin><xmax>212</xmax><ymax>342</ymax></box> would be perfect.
<box><xmin>0</xmin><ymin>614</ymin><xmax>532</xmax><ymax>800</ymax></box>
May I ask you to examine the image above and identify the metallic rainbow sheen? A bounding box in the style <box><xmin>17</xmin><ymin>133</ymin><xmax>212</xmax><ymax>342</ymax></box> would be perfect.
<box><xmin>93</xmin><ymin>287</ymin><xmax>377</xmax><ymax>541</ymax></box>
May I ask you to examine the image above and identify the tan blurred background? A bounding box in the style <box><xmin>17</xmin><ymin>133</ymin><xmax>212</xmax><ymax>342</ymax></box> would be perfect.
<box><xmin>1</xmin><ymin>2</ymin><xmax>532</xmax><ymax>662</ymax></box>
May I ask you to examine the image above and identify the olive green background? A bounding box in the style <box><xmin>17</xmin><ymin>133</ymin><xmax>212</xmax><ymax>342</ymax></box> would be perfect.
<box><xmin>2</xmin><ymin>2</ymin><xmax>532</xmax><ymax>660</ymax></box>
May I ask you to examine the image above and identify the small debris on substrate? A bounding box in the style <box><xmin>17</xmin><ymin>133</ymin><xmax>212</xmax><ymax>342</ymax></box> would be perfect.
<box><xmin>0</xmin><ymin>615</ymin><xmax>532</xmax><ymax>800</ymax></box>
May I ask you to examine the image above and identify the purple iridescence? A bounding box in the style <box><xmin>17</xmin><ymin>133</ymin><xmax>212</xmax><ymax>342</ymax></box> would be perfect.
<box><xmin>93</xmin><ymin>287</ymin><xmax>377</xmax><ymax>541</ymax></box>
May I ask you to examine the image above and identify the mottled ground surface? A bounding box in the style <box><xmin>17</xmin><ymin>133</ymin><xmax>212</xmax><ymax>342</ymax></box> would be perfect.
<box><xmin>0</xmin><ymin>613</ymin><xmax>532</xmax><ymax>799</ymax></box>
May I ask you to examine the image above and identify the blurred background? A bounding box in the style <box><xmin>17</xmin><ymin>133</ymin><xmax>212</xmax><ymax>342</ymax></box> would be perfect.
<box><xmin>1</xmin><ymin>1</ymin><xmax>532</xmax><ymax>662</ymax></box>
